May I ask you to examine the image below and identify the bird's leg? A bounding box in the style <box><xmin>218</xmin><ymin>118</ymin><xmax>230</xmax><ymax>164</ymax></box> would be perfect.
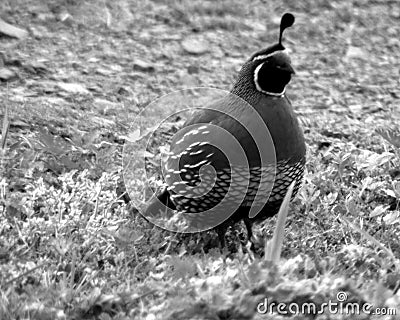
<box><xmin>216</xmin><ymin>225</ymin><xmax>227</xmax><ymax>249</ymax></box>
<box><xmin>243</xmin><ymin>218</ymin><xmax>253</xmax><ymax>240</ymax></box>
<box><xmin>243</xmin><ymin>217</ymin><xmax>253</xmax><ymax>241</ymax></box>
<box><xmin>243</xmin><ymin>217</ymin><xmax>256</xmax><ymax>251</ymax></box>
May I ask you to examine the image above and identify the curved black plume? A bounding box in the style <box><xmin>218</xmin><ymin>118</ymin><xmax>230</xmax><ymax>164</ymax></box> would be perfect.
<box><xmin>278</xmin><ymin>13</ymin><xmax>295</xmax><ymax>48</ymax></box>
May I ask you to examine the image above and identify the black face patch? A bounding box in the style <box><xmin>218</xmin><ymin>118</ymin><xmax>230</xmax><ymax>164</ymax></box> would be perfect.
<box><xmin>254</xmin><ymin>60</ymin><xmax>293</xmax><ymax>96</ymax></box>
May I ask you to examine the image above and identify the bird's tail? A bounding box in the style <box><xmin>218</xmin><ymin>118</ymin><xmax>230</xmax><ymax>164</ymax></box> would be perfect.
<box><xmin>144</xmin><ymin>187</ymin><xmax>176</xmax><ymax>218</ymax></box>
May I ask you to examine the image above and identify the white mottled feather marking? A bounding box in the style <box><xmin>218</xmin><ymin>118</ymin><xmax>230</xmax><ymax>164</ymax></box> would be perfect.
<box><xmin>252</xmin><ymin>49</ymin><xmax>287</xmax><ymax>61</ymax></box>
<box><xmin>189</xmin><ymin>149</ymin><xmax>204</xmax><ymax>156</ymax></box>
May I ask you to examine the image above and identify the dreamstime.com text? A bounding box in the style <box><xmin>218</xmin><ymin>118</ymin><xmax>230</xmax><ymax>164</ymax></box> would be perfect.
<box><xmin>257</xmin><ymin>292</ymin><xmax>397</xmax><ymax>316</ymax></box>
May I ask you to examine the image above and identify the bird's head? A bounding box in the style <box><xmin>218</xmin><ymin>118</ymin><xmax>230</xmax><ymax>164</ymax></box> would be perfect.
<box><xmin>233</xmin><ymin>13</ymin><xmax>296</xmax><ymax>98</ymax></box>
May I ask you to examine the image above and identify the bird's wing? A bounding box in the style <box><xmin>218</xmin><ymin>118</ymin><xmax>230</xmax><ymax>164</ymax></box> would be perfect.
<box><xmin>167</xmin><ymin>96</ymin><xmax>262</xmax><ymax>171</ymax></box>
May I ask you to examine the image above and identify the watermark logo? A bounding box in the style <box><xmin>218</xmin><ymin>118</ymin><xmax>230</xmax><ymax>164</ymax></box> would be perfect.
<box><xmin>257</xmin><ymin>292</ymin><xmax>397</xmax><ymax>316</ymax></box>
<box><xmin>122</xmin><ymin>88</ymin><xmax>277</xmax><ymax>232</ymax></box>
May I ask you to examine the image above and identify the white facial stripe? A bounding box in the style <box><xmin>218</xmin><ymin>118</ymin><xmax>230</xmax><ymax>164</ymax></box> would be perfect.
<box><xmin>252</xmin><ymin>49</ymin><xmax>287</xmax><ymax>61</ymax></box>
<box><xmin>253</xmin><ymin>62</ymin><xmax>286</xmax><ymax>97</ymax></box>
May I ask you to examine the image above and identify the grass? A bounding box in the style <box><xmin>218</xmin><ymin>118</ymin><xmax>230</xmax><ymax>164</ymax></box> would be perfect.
<box><xmin>0</xmin><ymin>0</ymin><xmax>400</xmax><ymax>319</ymax></box>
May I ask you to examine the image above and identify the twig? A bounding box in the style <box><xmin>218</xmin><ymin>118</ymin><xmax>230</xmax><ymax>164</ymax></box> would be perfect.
<box><xmin>265</xmin><ymin>181</ymin><xmax>295</xmax><ymax>263</ymax></box>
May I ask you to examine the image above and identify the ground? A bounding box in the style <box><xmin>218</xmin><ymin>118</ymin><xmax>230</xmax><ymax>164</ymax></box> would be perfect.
<box><xmin>0</xmin><ymin>0</ymin><xmax>400</xmax><ymax>319</ymax></box>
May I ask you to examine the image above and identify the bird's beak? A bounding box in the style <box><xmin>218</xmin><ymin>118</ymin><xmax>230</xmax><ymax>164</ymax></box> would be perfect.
<box><xmin>277</xmin><ymin>64</ymin><xmax>295</xmax><ymax>75</ymax></box>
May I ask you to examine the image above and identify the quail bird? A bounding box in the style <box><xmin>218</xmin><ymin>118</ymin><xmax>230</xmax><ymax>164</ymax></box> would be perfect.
<box><xmin>145</xmin><ymin>13</ymin><xmax>306</xmax><ymax>248</ymax></box>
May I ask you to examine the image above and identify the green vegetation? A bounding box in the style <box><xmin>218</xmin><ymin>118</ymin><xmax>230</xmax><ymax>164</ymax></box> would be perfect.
<box><xmin>0</xmin><ymin>0</ymin><xmax>399</xmax><ymax>319</ymax></box>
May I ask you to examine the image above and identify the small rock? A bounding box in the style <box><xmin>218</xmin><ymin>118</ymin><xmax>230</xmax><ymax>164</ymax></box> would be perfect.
<box><xmin>71</xmin><ymin>61</ymin><xmax>81</xmax><ymax>69</ymax></box>
<box><xmin>57</xmin><ymin>12</ymin><xmax>74</xmax><ymax>26</ymax></box>
<box><xmin>30</xmin><ymin>26</ymin><xmax>44</xmax><ymax>39</ymax></box>
<box><xmin>344</xmin><ymin>46</ymin><xmax>368</xmax><ymax>61</ymax></box>
<box><xmin>94</xmin><ymin>98</ymin><xmax>121</xmax><ymax>116</ymax></box>
<box><xmin>390</xmin><ymin>7</ymin><xmax>400</xmax><ymax>19</ymax></box>
<box><xmin>86</xmin><ymin>84</ymin><xmax>102</xmax><ymax>92</ymax></box>
<box><xmin>88</xmin><ymin>57</ymin><xmax>100</xmax><ymax>63</ymax></box>
<box><xmin>57</xmin><ymin>82</ymin><xmax>89</xmax><ymax>94</ymax></box>
<box><xmin>117</xmin><ymin>86</ymin><xmax>132</xmax><ymax>96</ymax></box>
<box><xmin>0</xmin><ymin>18</ymin><xmax>28</xmax><ymax>40</ymax></box>
<box><xmin>181</xmin><ymin>36</ymin><xmax>209</xmax><ymax>55</ymax></box>
<box><xmin>96</xmin><ymin>67</ymin><xmax>113</xmax><ymax>76</ymax></box>
<box><xmin>0</xmin><ymin>68</ymin><xmax>17</xmax><ymax>81</ymax></box>
<box><xmin>187</xmin><ymin>65</ymin><xmax>199</xmax><ymax>74</ymax></box>
<box><xmin>23</xmin><ymin>61</ymin><xmax>48</xmax><ymax>74</ymax></box>
<box><xmin>110</xmin><ymin>64</ymin><xmax>123</xmax><ymax>72</ymax></box>
<box><xmin>388</xmin><ymin>38</ymin><xmax>400</xmax><ymax>47</ymax></box>
<box><xmin>133</xmin><ymin>59</ymin><xmax>155</xmax><ymax>72</ymax></box>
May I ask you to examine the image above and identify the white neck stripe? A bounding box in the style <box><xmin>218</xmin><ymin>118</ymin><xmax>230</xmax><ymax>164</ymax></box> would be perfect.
<box><xmin>252</xmin><ymin>49</ymin><xmax>287</xmax><ymax>61</ymax></box>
